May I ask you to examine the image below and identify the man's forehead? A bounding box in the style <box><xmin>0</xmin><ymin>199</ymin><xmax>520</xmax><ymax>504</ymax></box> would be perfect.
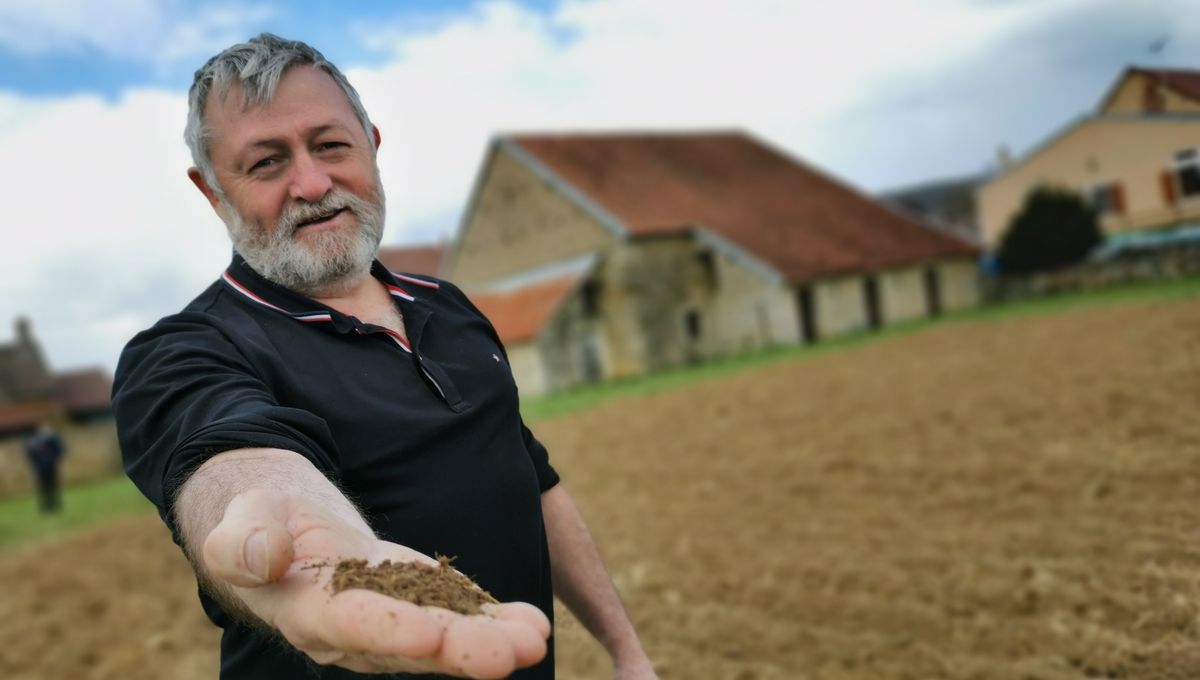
<box><xmin>203</xmin><ymin>67</ymin><xmax>362</xmax><ymax>152</ymax></box>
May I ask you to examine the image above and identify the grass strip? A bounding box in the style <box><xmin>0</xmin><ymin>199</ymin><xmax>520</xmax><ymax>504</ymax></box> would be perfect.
<box><xmin>521</xmin><ymin>276</ymin><xmax>1200</xmax><ymax>421</ymax></box>
<box><xmin>0</xmin><ymin>475</ymin><xmax>151</xmax><ymax>552</ymax></box>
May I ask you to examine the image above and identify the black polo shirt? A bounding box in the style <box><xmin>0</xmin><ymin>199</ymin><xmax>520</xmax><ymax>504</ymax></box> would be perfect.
<box><xmin>113</xmin><ymin>254</ymin><xmax>558</xmax><ymax>679</ymax></box>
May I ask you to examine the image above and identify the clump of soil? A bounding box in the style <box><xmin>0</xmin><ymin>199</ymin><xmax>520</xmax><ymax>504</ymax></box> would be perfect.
<box><xmin>328</xmin><ymin>555</ymin><xmax>498</xmax><ymax>615</ymax></box>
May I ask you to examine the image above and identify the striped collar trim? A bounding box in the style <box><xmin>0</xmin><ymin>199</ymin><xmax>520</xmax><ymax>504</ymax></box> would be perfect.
<box><xmin>390</xmin><ymin>272</ymin><xmax>440</xmax><ymax>290</ymax></box>
<box><xmin>220</xmin><ymin>271</ymin><xmax>334</xmax><ymax>323</ymax></box>
<box><xmin>220</xmin><ymin>260</ymin><xmax>439</xmax><ymax>329</ymax></box>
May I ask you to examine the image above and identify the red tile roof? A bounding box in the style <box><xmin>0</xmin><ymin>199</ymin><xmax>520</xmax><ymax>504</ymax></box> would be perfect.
<box><xmin>1131</xmin><ymin>67</ymin><xmax>1200</xmax><ymax>102</ymax></box>
<box><xmin>54</xmin><ymin>368</ymin><xmax>112</xmax><ymax>414</ymax></box>
<box><xmin>378</xmin><ymin>244</ymin><xmax>446</xmax><ymax>278</ymax></box>
<box><xmin>510</xmin><ymin>132</ymin><xmax>979</xmax><ymax>283</ymax></box>
<box><xmin>468</xmin><ymin>275</ymin><xmax>582</xmax><ymax>345</ymax></box>
<box><xmin>0</xmin><ymin>400</ymin><xmax>60</xmax><ymax>434</ymax></box>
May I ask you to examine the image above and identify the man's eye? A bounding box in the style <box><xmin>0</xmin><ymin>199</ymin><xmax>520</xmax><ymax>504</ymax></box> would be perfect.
<box><xmin>317</xmin><ymin>142</ymin><xmax>347</xmax><ymax>151</ymax></box>
<box><xmin>250</xmin><ymin>157</ymin><xmax>279</xmax><ymax>172</ymax></box>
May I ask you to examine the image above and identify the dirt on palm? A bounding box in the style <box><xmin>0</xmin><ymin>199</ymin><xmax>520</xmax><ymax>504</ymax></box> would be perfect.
<box><xmin>328</xmin><ymin>556</ymin><xmax>498</xmax><ymax>615</ymax></box>
<box><xmin>1</xmin><ymin>297</ymin><xmax>1199</xmax><ymax>679</ymax></box>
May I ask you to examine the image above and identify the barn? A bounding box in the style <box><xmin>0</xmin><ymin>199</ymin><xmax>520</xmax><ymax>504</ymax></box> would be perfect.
<box><xmin>442</xmin><ymin>131</ymin><xmax>982</xmax><ymax>395</ymax></box>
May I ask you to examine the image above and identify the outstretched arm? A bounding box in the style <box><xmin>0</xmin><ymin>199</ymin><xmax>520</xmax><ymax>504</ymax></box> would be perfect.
<box><xmin>176</xmin><ymin>447</ymin><xmax>550</xmax><ymax>679</ymax></box>
<box><xmin>541</xmin><ymin>484</ymin><xmax>657</xmax><ymax>679</ymax></box>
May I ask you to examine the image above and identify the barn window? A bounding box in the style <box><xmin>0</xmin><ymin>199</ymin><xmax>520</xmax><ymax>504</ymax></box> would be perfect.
<box><xmin>696</xmin><ymin>249</ymin><xmax>718</xmax><ymax>289</ymax></box>
<box><xmin>580</xmin><ymin>280</ymin><xmax>601</xmax><ymax>318</ymax></box>
<box><xmin>684</xmin><ymin>309</ymin><xmax>702</xmax><ymax>340</ymax></box>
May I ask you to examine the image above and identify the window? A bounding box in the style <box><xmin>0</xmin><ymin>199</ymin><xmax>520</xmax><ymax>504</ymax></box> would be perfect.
<box><xmin>1088</xmin><ymin>182</ymin><xmax>1124</xmax><ymax>216</ymax></box>
<box><xmin>696</xmin><ymin>250</ymin><xmax>718</xmax><ymax>289</ymax></box>
<box><xmin>580</xmin><ymin>280</ymin><xmax>601</xmax><ymax>318</ymax></box>
<box><xmin>684</xmin><ymin>309</ymin><xmax>702</xmax><ymax>340</ymax></box>
<box><xmin>1173</xmin><ymin>148</ymin><xmax>1200</xmax><ymax>199</ymax></box>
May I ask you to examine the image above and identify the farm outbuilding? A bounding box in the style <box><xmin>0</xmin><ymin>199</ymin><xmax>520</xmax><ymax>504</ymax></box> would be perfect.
<box><xmin>441</xmin><ymin>131</ymin><xmax>981</xmax><ymax>396</ymax></box>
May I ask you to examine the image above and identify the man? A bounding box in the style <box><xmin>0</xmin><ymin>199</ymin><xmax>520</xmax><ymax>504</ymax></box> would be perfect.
<box><xmin>113</xmin><ymin>34</ymin><xmax>656</xmax><ymax>680</ymax></box>
<box><xmin>24</xmin><ymin>422</ymin><xmax>66</xmax><ymax>513</ymax></box>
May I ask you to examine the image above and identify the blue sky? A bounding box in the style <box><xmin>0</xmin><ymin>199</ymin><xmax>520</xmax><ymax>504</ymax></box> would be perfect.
<box><xmin>0</xmin><ymin>1</ymin><xmax>563</xmax><ymax>98</ymax></box>
<box><xmin>0</xmin><ymin>0</ymin><xmax>1193</xmax><ymax>373</ymax></box>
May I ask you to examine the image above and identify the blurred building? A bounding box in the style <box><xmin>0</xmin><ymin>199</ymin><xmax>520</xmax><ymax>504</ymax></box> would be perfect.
<box><xmin>0</xmin><ymin>318</ymin><xmax>112</xmax><ymax>437</ymax></box>
<box><xmin>377</xmin><ymin>243</ymin><xmax>446</xmax><ymax>277</ymax></box>
<box><xmin>443</xmin><ymin>131</ymin><xmax>981</xmax><ymax>396</ymax></box>
<box><xmin>978</xmin><ymin>66</ymin><xmax>1200</xmax><ymax>249</ymax></box>
<box><xmin>882</xmin><ymin>174</ymin><xmax>984</xmax><ymax>244</ymax></box>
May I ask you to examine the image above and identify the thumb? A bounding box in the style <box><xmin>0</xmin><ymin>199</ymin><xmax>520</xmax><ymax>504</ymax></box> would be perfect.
<box><xmin>202</xmin><ymin>488</ymin><xmax>295</xmax><ymax>587</ymax></box>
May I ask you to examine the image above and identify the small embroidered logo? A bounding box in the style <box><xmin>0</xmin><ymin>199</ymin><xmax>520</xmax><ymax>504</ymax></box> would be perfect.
<box><xmin>492</xmin><ymin>353</ymin><xmax>501</xmax><ymax>363</ymax></box>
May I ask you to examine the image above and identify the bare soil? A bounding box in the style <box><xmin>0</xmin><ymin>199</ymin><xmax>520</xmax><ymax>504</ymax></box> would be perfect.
<box><xmin>1</xmin><ymin>298</ymin><xmax>1198</xmax><ymax>679</ymax></box>
<box><xmin>328</xmin><ymin>556</ymin><xmax>498</xmax><ymax>615</ymax></box>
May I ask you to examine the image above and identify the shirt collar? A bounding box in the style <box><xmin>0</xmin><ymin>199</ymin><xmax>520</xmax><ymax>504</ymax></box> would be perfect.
<box><xmin>220</xmin><ymin>253</ymin><xmax>436</xmax><ymax>330</ymax></box>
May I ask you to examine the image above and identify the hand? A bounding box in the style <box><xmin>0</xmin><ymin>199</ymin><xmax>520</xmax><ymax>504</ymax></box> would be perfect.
<box><xmin>202</xmin><ymin>488</ymin><xmax>550</xmax><ymax>679</ymax></box>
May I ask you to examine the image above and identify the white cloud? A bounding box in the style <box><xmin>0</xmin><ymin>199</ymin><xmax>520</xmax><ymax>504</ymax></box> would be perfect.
<box><xmin>1</xmin><ymin>0</ymin><xmax>1196</xmax><ymax>373</ymax></box>
<box><xmin>0</xmin><ymin>0</ymin><xmax>275</xmax><ymax>67</ymax></box>
<box><xmin>0</xmin><ymin>88</ymin><xmax>231</xmax><ymax>373</ymax></box>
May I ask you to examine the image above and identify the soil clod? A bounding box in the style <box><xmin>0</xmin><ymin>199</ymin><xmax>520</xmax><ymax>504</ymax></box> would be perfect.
<box><xmin>328</xmin><ymin>555</ymin><xmax>498</xmax><ymax>615</ymax></box>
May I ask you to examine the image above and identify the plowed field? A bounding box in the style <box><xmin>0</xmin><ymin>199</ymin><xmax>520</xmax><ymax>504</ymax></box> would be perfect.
<box><xmin>3</xmin><ymin>297</ymin><xmax>1199</xmax><ymax>679</ymax></box>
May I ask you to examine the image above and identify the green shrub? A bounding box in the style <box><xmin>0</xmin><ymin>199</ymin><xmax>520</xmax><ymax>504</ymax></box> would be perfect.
<box><xmin>998</xmin><ymin>186</ymin><xmax>1102</xmax><ymax>274</ymax></box>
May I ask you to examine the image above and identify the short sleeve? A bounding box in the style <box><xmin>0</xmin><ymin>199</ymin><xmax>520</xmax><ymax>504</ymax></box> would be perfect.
<box><xmin>112</xmin><ymin>313</ymin><xmax>340</xmax><ymax>536</ymax></box>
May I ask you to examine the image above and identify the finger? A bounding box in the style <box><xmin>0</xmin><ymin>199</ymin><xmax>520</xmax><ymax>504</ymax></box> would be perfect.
<box><xmin>493</xmin><ymin>618</ymin><xmax>547</xmax><ymax>668</ymax></box>
<box><xmin>202</xmin><ymin>489</ymin><xmax>295</xmax><ymax>587</ymax></box>
<box><xmin>440</xmin><ymin>617</ymin><xmax>516</xmax><ymax>680</ymax></box>
<box><xmin>320</xmin><ymin>589</ymin><xmax>444</xmax><ymax>659</ymax></box>
<box><xmin>482</xmin><ymin>601</ymin><xmax>552</xmax><ymax>639</ymax></box>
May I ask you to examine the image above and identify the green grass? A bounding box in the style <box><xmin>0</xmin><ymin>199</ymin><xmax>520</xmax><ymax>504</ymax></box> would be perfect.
<box><xmin>2</xmin><ymin>276</ymin><xmax>1196</xmax><ymax>554</ymax></box>
<box><xmin>521</xmin><ymin>275</ymin><xmax>1200</xmax><ymax>422</ymax></box>
<box><xmin>0</xmin><ymin>475</ymin><xmax>152</xmax><ymax>552</ymax></box>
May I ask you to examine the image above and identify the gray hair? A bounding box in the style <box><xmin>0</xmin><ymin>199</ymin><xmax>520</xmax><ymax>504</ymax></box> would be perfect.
<box><xmin>184</xmin><ymin>33</ymin><xmax>373</xmax><ymax>189</ymax></box>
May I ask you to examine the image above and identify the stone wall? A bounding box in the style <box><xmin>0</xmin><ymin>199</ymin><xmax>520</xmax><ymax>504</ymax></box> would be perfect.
<box><xmin>449</xmin><ymin>147</ymin><xmax>615</xmax><ymax>287</ymax></box>
<box><xmin>983</xmin><ymin>244</ymin><xmax>1200</xmax><ymax>301</ymax></box>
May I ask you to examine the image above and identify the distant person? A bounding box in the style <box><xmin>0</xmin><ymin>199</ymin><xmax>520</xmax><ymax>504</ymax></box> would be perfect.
<box><xmin>112</xmin><ymin>33</ymin><xmax>656</xmax><ymax>680</ymax></box>
<box><xmin>24</xmin><ymin>423</ymin><xmax>66</xmax><ymax>514</ymax></box>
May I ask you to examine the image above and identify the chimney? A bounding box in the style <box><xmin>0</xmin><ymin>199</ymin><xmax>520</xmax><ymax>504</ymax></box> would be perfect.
<box><xmin>15</xmin><ymin>316</ymin><xmax>32</xmax><ymax>346</ymax></box>
<box><xmin>995</xmin><ymin>145</ymin><xmax>1013</xmax><ymax>170</ymax></box>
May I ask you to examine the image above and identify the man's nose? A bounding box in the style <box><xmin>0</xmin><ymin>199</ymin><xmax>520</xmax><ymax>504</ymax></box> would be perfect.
<box><xmin>288</xmin><ymin>153</ymin><xmax>333</xmax><ymax>202</ymax></box>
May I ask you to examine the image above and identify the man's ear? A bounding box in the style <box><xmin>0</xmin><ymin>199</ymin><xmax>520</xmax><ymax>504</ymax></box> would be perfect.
<box><xmin>188</xmin><ymin>167</ymin><xmax>221</xmax><ymax>211</ymax></box>
<box><xmin>372</xmin><ymin>125</ymin><xmax>381</xmax><ymax>150</ymax></box>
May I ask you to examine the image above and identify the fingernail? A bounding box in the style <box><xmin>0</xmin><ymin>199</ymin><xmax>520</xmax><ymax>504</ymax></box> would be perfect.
<box><xmin>244</xmin><ymin>530</ymin><xmax>269</xmax><ymax>583</ymax></box>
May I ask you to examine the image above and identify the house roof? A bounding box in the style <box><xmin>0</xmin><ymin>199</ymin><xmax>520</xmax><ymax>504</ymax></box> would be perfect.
<box><xmin>378</xmin><ymin>244</ymin><xmax>446</xmax><ymax>278</ymax></box>
<box><xmin>0</xmin><ymin>400</ymin><xmax>59</xmax><ymax>435</ymax></box>
<box><xmin>54</xmin><ymin>368</ymin><xmax>112</xmax><ymax>414</ymax></box>
<box><xmin>468</xmin><ymin>273</ymin><xmax>584</xmax><ymax>345</ymax></box>
<box><xmin>508</xmin><ymin>131</ymin><xmax>979</xmax><ymax>283</ymax></box>
<box><xmin>1100</xmin><ymin>67</ymin><xmax>1200</xmax><ymax>111</ymax></box>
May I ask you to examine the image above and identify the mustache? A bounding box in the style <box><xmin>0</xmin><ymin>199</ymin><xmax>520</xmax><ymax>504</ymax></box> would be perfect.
<box><xmin>277</xmin><ymin>191</ymin><xmax>374</xmax><ymax>233</ymax></box>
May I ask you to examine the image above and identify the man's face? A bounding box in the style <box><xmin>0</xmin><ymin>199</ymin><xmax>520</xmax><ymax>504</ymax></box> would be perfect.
<box><xmin>196</xmin><ymin>65</ymin><xmax>385</xmax><ymax>294</ymax></box>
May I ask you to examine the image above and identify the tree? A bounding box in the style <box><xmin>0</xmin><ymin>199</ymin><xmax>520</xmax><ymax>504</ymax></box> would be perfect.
<box><xmin>997</xmin><ymin>186</ymin><xmax>1102</xmax><ymax>275</ymax></box>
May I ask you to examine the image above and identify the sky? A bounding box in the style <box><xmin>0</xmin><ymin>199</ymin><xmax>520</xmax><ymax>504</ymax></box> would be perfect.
<box><xmin>0</xmin><ymin>0</ymin><xmax>1194</xmax><ymax>375</ymax></box>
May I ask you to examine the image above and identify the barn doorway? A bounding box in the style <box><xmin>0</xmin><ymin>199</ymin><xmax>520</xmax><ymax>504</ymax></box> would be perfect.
<box><xmin>797</xmin><ymin>286</ymin><xmax>817</xmax><ymax>343</ymax></box>
<box><xmin>862</xmin><ymin>276</ymin><xmax>882</xmax><ymax>330</ymax></box>
<box><xmin>923</xmin><ymin>266</ymin><xmax>942</xmax><ymax>318</ymax></box>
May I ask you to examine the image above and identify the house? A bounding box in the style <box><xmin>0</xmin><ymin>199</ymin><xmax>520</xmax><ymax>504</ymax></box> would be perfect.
<box><xmin>0</xmin><ymin>318</ymin><xmax>112</xmax><ymax>436</ymax></box>
<box><xmin>977</xmin><ymin>67</ymin><xmax>1200</xmax><ymax>249</ymax></box>
<box><xmin>882</xmin><ymin>174</ymin><xmax>984</xmax><ymax>244</ymax></box>
<box><xmin>442</xmin><ymin>131</ymin><xmax>981</xmax><ymax>396</ymax></box>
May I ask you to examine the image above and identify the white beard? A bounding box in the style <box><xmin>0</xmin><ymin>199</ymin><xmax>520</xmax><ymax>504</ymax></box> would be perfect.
<box><xmin>221</xmin><ymin>176</ymin><xmax>386</xmax><ymax>296</ymax></box>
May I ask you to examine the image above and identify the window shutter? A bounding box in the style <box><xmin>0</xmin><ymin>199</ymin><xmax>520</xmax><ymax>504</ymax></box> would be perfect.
<box><xmin>1111</xmin><ymin>182</ymin><xmax>1126</xmax><ymax>216</ymax></box>
<box><xmin>1161</xmin><ymin>170</ymin><xmax>1178</xmax><ymax>206</ymax></box>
